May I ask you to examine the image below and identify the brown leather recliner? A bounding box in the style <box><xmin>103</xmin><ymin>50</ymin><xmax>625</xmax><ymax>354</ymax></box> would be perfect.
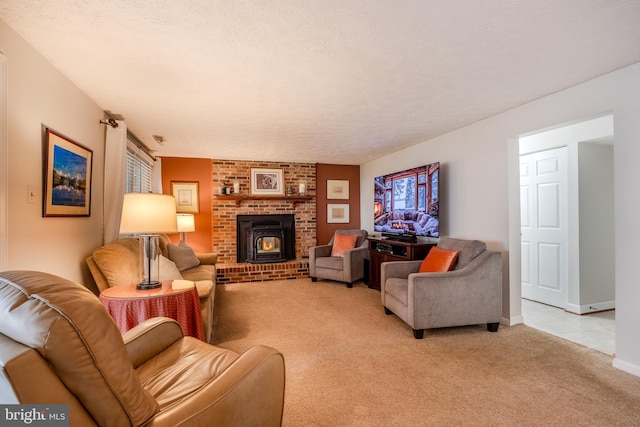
<box><xmin>0</xmin><ymin>271</ymin><xmax>285</xmax><ymax>426</ymax></box>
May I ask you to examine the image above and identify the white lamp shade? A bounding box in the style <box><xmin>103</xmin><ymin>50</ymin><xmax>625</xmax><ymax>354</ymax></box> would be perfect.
<box><xmin>176</xmin><ymin>213</ymin><xmax>196</xmax><ymax>232</ymax></box>
<box><xmin>119</xmin><ymin>193</ymin><xmax>178</xmax><ymax>234</ymax></box>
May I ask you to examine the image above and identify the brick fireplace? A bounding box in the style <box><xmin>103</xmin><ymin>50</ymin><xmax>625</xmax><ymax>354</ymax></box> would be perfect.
<box><xmin>212</xmin><ymin>159</ymin><xmax>316</xmax><ymax>283</ymax></box>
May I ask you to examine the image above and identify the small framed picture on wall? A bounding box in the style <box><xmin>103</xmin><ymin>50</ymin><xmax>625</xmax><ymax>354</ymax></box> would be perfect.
<box><xmin>327</xmin><ymin>204</ymin><xmax>350</xmax><ymax>223</ymax></box>
<box><xmin>171</xmin><ymin>181</ymin><xmax>200</xmax><ymax>213</ymax></box>
<box><xmin>327</xmin><ymin>179</ymin><xmax>349</xmax><ymax>199</ymax></box>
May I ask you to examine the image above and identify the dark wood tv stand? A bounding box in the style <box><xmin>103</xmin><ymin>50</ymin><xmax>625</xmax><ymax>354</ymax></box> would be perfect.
<box><xmin>366</xmin><ymin>237</ymin><xmax>435</xmax><ymax>291</ymax></box>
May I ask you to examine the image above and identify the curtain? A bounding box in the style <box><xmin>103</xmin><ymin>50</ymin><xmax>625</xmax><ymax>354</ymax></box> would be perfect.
<box><xmin>104</xmin><ymin>120</ymin><xmax>127</xmax><ymax>243</ymax></box>
<box><xmin>152</xmin><ymin>157</ymin><xmax>163</xmax><ymax>193</ymax></box>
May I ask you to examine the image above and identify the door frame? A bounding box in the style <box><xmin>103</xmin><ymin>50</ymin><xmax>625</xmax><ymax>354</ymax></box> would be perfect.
<box><xmin>0</xmin><ymin>53</ymin><xmax>7</xmax><ymax>271</ymax></box>
<box><xmin>509</xmin><ymin>114</ymin><xmax>614</xmax><ymax>321</ymax></box>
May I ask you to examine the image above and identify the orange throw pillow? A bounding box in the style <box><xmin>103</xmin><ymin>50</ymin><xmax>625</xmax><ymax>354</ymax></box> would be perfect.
<box><xmin>419</xmin><ymin>247</ymin><xmax>459</xmax><ymax>272</ymax></box>
<box><xmin>331</xmin><ymin>234</ymin><xmax>358</xmax><ymax>257</ymax></box>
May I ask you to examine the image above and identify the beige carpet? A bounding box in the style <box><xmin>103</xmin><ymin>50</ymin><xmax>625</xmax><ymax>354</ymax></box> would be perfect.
<box><xmin>211</xmin><ymin>278</ymin><xmax>640</xmax><ymax>426</ymax></box>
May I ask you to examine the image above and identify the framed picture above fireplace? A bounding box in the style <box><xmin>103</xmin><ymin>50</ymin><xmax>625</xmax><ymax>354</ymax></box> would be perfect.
<box><xmin>250</xmin><ymin>168</ymin><xmax>284</xmax><ymax>195</ymax></box>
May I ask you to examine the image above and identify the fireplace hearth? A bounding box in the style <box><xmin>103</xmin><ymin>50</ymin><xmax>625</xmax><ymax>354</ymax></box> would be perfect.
<box><xmin>237</xmin><ymin>214</ymin><xmax>295</xmax><ymax>263</ymax></box>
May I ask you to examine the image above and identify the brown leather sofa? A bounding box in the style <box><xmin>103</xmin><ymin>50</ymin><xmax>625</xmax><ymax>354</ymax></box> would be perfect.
<box><xmin>86</xmin><ymin>235</ymin><xmax>217</xmax><ymax>342</ymax></box>
<box><xmin>0</xmin><ymin>270</ymin><xmax>285</xmax><ymax>426</ymax></box>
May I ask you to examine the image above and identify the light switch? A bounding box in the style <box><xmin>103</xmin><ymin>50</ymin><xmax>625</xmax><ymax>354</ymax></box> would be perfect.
<box><xmin>27</xmin><ymin>185</ymin><xmax>35</xmax><ymax>204</ymax></box>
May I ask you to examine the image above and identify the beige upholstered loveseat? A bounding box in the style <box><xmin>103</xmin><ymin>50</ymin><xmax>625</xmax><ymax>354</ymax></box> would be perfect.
<box><xmin>86</xmin><ymin>235</ymin><xmax>217</xmax><ymax>342</ymax></box>
<box><xmin>0</xmin><ymin>270</ymin><xmax>285</xmax><ymax>426</ymax></box>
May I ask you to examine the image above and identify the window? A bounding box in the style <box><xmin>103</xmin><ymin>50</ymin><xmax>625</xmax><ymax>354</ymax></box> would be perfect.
<box><xmin>418</xmin><ymin>186</ymin><xmax>426</xmax><ymax>211</ymax></box>
<box><xmin>386</xmin><ymin>173</ymin><xmax>421</xmax><ymax>211</ymax></box>
<box><xmin>126</xmin><ymin>139</ymin><xmax>153</xmax><ymax>193</ymax></box>
<box><xmin>392</xmin><ymin>176</ymin><xmax>416</xmax><ymax>210</ymax></box>
<box><xmin>431</xmin><ymin>170</ymin><xmax>439</xmax><ymax>202</ymax></box>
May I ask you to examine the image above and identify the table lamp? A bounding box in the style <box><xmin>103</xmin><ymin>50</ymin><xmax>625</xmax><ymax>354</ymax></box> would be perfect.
<box><xmin>177</xmin><ymin>213</ymin><xmax>196</xmax><ymax>243</ymax></box>
<box><xmin>119</xmin><ymin>193</ymin><xmax>178</xmax><ymax>290</ymax></box>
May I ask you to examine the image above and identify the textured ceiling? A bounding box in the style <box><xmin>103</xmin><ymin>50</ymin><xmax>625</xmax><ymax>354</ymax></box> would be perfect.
<box><xmin>1</xmin><ymin>1</ymin><xmax>640</xmax><ymax>164</ymax></box>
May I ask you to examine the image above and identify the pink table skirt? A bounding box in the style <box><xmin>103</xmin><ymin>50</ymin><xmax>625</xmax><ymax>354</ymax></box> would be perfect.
<box><xmin>99</xmin><ymin>281</ymin><xmax>204</xmax><ymax>340</ymax></box>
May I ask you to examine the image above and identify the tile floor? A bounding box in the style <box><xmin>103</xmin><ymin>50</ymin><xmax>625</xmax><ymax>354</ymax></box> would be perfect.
<box><xmin>521</xmin><ymin>298</ymin><xmax>616</xmax><ymax>355</ymax></box>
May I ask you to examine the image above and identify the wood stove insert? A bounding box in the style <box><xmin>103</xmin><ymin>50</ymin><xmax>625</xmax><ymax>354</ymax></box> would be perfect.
<box><xmin>236</xmin><ymin>214</ymin><xmax>296</xmax><ymax>263</ymax></box>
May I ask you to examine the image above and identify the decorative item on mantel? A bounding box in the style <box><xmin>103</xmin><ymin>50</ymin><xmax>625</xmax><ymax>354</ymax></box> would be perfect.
<box><xmin>286</xmin><ymin>185</ymin><xmax>294</xmax><ymax>196</ymax></box>
<box><xmin>298</xmin><ymin>182</ymin><xmax>306</xmax><ymax>196</ymax></box>
<box><xmin>233</xmin><ymin>181</ymin><xmax>240</xmax><ymax>194</ymax></box>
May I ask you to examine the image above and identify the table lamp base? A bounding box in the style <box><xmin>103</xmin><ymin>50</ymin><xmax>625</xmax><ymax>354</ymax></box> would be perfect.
<box><xmin>136</xmin><ymin>281</ymin><xmax>161</xmax><ymax>290</ymax></box>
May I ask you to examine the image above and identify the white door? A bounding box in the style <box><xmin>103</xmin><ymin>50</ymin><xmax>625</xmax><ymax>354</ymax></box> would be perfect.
<box><xmin>520</xmin><ymin>147</ymin><xmax>568</xmax><ymax>308</ymax></box>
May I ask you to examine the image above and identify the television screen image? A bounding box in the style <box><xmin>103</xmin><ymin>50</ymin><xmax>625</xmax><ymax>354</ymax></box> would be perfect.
<box><xmin>374</xmin><ymin>162</ymin><xmax>439</xmax><ymax>238</ymax></box>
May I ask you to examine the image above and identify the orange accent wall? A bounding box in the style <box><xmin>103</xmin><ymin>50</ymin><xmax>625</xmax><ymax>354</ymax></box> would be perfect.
<box><xmin>316</xmin><ymin>163</ymin><xmax>361</xmax><ymax>245</ymax></box>
<box><xmin>160</xmin><ymin>157</ymin><xmax>213</xmax><ymax>253</ymax></box>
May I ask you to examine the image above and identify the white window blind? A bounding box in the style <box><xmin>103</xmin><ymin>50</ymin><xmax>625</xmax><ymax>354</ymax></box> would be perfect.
<box><xmin>126</xmin><ymin>139</ymin><xmax>153</xmax><ymax>193</ymax></box>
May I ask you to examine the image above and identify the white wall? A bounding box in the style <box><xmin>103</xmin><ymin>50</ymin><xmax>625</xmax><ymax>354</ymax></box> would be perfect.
<box><xmin>578</xmin><ymin>142</ymin><xmax>614</xmax><ymax>310</ymax></box>
<box><xmin>0</xmin><ymin>19</ymin><xmax>105</xmax><ymax>288</ymax></box>
<box><xmin>360</xmin><ymin>62</ymin><xmax>640</xmax><ymax>377</ymax></box>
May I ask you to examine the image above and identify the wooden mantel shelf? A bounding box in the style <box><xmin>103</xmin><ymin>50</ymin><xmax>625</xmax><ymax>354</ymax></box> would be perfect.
<box><xmin>214</xmin><ymin>194</ymin><xmax>313</xmax><ymax>206</ymax></box>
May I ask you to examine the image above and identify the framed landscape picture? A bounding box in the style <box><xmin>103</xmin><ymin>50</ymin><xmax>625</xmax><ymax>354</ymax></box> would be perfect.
<box><xmin>43</xmin><ymin>128</ymin><xmax>92</xmax><ymax>217</ymax></box>
<box><xmin>250</xmin><ymin>168</ymin><xmax>284</xmax><ymax>195</ymax></box>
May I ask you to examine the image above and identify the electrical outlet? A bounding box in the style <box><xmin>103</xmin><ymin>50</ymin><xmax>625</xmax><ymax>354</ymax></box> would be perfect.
<box><xmin>27</xmin><ymin>185</ymin><xmax>35</xmax><ymax>204</ymax></box>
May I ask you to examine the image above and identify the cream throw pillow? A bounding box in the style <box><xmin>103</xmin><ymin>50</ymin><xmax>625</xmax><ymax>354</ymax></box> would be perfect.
<box><xmin>151</xmin><ymin>255</ymin><xmax>183</xmax><ymax>281</ymax></box>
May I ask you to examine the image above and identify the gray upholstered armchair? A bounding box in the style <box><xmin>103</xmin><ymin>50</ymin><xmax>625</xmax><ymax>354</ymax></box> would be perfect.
<box><xmin>309</xmin><ymin>229</ymin><xmax>369</xmax><ymax>288</ymax></box>
<box><xmin>381</xmin><ymin>237</ymin><xmax>502</xmax><ymax>339</ymax></box>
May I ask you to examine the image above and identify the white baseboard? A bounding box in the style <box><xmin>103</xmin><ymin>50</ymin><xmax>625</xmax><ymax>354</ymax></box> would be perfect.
<box><xmin>613</xmin><ymin>358</ymin><xmax>640</xmax><ymax>378</ymax></box>
<box><xmin>565</xmin><ymin>300</ymin><xmax>615</xmax><ymax>315</ymax></box>
<box><xmin>503</xmin><ymin>315</ymin><xmax>523</xmax><ymax>326</ymax></box>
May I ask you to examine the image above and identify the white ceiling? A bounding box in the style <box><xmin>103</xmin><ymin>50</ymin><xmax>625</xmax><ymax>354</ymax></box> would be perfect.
<box><xmin>2</xmin><ymin>1</ymin><xmax>640</xmax><ymax>164</ymax></box>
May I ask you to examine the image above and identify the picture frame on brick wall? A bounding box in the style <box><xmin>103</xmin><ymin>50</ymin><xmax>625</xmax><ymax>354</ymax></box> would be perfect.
<box><xmin>250</xmin><ymin>168</ymin><xmax>284</xmax><ymax>195</ymax></box>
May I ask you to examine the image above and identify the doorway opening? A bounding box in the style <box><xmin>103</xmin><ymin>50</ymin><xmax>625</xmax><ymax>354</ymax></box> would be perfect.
<box><xmin>518</xmin><ymin>115</ymin><xmax>615</xmax><ymax>354</ymax></box>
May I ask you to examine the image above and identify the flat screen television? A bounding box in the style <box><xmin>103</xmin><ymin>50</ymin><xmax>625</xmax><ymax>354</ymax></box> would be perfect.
<box><xmin>373</xmin><ymin>162</ymin><xmax>439</xmax><ymax>240</ymax></box>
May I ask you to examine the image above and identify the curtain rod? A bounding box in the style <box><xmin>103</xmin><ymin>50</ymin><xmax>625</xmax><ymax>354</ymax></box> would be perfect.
<box><xmin>101</xmin><ymin>111</ymin><xmax>155</xmax><ymax>159</ymax></box>
<box><xmin>127</xmin><ymin>130</ymin><xmax>155</xmax><ymax>160</ymax></box>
